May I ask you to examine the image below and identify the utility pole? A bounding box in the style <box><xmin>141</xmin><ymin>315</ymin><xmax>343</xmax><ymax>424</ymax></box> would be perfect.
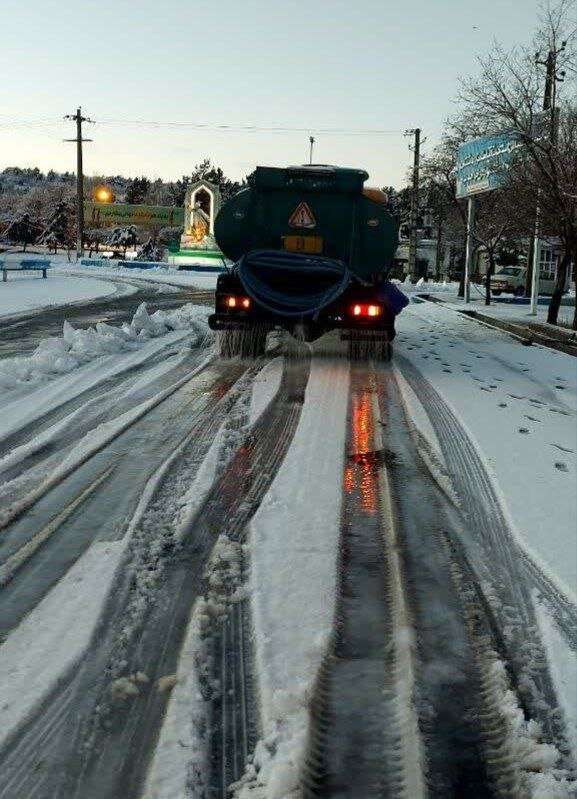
<box><xmin>64</xmin><ymin>107</ymin><xmax>94</xmax><ymax>259</ymax></box>
<box><xmin>309</xmin><ymin>136</ymin><xmax>315</xmax><ymax>165</ymax></box>
<box><xmin>405</xmin><ymin>128</ymin><xmax>421</xmax><ymax>281</ymax></box>
<box><xmin>529</xmin><ymin>42</ymin><xmax>566</xmax><ymax>313</ymax></box>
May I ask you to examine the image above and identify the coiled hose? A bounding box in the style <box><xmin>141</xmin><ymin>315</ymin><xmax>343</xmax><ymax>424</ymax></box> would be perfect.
<box><xmin>236</xmin><ymin>249</ymin><xmax>350</xmax><ymax>318</ymax></box>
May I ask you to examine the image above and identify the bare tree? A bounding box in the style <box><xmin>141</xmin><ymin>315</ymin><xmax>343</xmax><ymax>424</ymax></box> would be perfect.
<box><xmin>455</xmin><ymin>0</ymin><xmax>577</xmax><ymax>325</ymax></box>
<box><xmin>421</xmin><ymin>140</ymin><xmax>469</xmax><ymax>288</ymax></box>
<box><xmin>471</xmin><ymin>190</ymin><xmax>519</xmax><ymax>304</ymax></box>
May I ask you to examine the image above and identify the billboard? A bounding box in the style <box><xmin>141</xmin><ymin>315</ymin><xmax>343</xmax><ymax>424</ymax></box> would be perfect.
<box><xmin>84</xmin><ymin>202</ymin><xmax>184</xmax><ymax>228</ymax></box>
<box><xmin>456</xmin><ymin>133</ymin><xmax>520</xmax><ymax>199</ymax></box>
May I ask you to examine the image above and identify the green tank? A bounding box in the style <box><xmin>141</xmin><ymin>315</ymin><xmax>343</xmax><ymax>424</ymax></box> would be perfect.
<box><xmin>214</xmin><ymin>164</ymin><xmax>399</xmax><ymax>280</ymax></box>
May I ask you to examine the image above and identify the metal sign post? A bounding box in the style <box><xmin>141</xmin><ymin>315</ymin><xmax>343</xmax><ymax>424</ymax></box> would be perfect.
<box><xmin>530</xmin><ymin>199</ymin><xmax>541</xmax><ymax>315</ymax></box>
<box><xmin>464</xmin><ymin>196</ymin><xmax>476</xmax><ymax>304</ymax></box>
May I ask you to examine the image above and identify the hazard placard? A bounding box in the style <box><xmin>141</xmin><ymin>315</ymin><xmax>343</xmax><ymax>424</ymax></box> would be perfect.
<box><xmin>288</xmin><ymin>202</ymin><xmax>316</xmax><ymax>229</ymax></box>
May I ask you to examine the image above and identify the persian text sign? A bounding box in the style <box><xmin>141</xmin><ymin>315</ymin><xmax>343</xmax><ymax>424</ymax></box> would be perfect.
<box><xmin>84</xmin><ymin>202</ymin><xmax>184</xmax><ymax>228</ymax></box>
<box><xmin>456</xmin><ymin>133</ymin><xmax>520</xmax><ymax>199</ymax></box>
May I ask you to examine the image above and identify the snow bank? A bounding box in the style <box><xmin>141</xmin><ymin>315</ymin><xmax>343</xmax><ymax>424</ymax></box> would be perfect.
<box><xmin>0</xmin><ymin>302</ymin><xmax>210</xmax><ymax>393</ymax></box>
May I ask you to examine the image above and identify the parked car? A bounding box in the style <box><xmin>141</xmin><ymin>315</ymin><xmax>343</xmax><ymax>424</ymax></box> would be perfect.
<box><xmin>490</xmin><ymin>266</ymin><xmax>558</xmax><ymax>296</ymax></box>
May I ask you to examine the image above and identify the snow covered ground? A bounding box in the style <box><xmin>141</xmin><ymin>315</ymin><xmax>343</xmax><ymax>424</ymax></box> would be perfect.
<box><xmin>0</xmin><ymin>275</ymin><xmax>576</xmax><ymax>796</ymax></box>
<box><xmin>0</xmin><ymin>254</ymin><xmax>219</xmax><ymax>324</ymax></box>
<box><xmin>400</xmin><ymin>277</ymin><xmax>576</xmax><ymax>328</ymax></box>
<box><xmin>395</xmin><ymin>297</ymin><xmax>577</xmax><ymax>597</ymax></box>
<box><xmin>393</xmin><ymin>296</ymin><xmax>577</xmax><ymax>765</ymax></box>
<box><xmin>0</xmin><ymin>270</ymin><xmax>130</xmax><ymax>319</ymax></box>
<box><xmin>58</xmin><ymin>261</ymin><xmax>220</xmax><ymax>291</ymax></box>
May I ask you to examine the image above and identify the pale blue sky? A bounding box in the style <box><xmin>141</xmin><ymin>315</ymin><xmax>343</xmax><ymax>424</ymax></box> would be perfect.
<box><xmin>1</xmin><ymin>0</ymin><xmax>543</xmax><ymax>187</ymax></box>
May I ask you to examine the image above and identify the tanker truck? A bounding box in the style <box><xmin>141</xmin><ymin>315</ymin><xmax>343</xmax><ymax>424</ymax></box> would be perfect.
<box><xmin>208</xmin><ymin>164</ymin><xmax>408</xmax><ymax>359</ymax></box>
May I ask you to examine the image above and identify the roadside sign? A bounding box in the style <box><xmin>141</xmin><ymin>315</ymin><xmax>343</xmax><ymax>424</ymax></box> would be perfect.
<box><xmin>84</xmin><ymin>202</ymin><xmax>184</xmax><ymax>228</ymax></box>
<box><xmin>456</xmin><ymin>133</ymin><xmax>520</xmax><ymax>199</ymax></box>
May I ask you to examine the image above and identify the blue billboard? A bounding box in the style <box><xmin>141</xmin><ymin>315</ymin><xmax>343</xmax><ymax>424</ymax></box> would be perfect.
<box><xmin>456</xmin><ymin>133</ymin><xmax>520</xmax><ymax>199</ymax></box>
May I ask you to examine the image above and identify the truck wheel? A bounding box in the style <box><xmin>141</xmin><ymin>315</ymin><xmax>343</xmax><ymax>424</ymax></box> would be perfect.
<box><xmin>514</xmin><ymin>286</ymin><xmax>524</xmax><ymax>297</ymax></box>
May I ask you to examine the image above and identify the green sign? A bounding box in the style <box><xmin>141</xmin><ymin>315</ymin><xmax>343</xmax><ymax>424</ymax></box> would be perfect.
<box><xmin>84</xmin><ymin>202</ymin><xmax>184</xmax><ymax>228</ymax></box>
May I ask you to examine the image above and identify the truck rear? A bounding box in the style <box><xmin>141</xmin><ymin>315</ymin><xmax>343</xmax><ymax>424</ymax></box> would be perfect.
<box><xmin>209</xmin><ymin>164</ymin><xmax>407</xmax><ymax>358</ymax></box>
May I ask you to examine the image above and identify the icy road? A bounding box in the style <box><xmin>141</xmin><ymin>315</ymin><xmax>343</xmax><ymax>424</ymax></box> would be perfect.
<box><xmin>0</xmin><ymin>284</ymin><xmax>575</xmax><ymax>799</ymax></box>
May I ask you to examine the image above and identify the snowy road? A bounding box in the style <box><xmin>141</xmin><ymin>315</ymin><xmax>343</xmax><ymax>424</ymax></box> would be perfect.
<box><xmin>0</xmin><ymin>291</ymin><xmax>575</xmax><ymax>799</ymax></box>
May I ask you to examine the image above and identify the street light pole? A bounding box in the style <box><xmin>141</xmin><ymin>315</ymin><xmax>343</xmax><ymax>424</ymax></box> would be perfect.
<box><xmin>530</xmin><ymin>197</ymin><xmax>541</xmax><ymax>315</ymax></box>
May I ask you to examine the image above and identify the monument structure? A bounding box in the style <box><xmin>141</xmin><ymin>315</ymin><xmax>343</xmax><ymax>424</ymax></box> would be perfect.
<box><xmin>180</xmin><ymin>180</ymin><xmax>221</xmax><ymax>250</ymax></box>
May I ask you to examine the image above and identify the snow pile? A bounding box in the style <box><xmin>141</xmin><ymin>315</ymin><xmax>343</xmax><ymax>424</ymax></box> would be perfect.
<box><xmin>0</xmin><ymin>302</ymin><xmax>210</xmax><ymax>391</ymax></box>
<box><xmin>481</xmin><ymin>653</ymin><xmax>575</xmax><ymax>798</ymax></box>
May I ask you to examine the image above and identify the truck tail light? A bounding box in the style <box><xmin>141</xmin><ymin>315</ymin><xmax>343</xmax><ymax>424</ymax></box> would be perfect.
<box><xmin>225</xmin><ymin>296</ymin><xmax>251</xmax><ymax>310</ymax></box>
<box><xmin>350</xmin><ymin>303</ymin><xmax>381</xmax><ymax>318</ymax></box>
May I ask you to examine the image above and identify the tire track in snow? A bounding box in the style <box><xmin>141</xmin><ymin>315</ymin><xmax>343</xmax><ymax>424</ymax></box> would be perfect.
<box><xmin>395</xmin><ymin>355</ymin><xmax>575</xmax><ymax>759</ymax></box>
<box><xmin>0</xmin><ymin>347</ymin><xmax>310</xmax><ymax>799</ymax></box>
<box><xmin>0</xmin><ymin>355</ymin><xmax>245</xmax><ymax>639</ymax></box>
<box><xmin>302</xmin><ymin>364</ymin><xmax>427</xmax><ymax>799</ymax></box>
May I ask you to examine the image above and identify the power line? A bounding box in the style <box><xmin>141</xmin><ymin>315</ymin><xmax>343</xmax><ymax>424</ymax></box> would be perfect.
<box><xmin>0</xmin><ymin>115</ymin><xmax>405</xmax><ymax>136</ymax></box>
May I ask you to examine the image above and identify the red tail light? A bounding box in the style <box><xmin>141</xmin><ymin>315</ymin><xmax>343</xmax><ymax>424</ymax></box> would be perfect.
<box><xmin>350</xmin><ymin>303</ymin><xmax>381</xmax><ymax>318</ymax></box>
<box><xmin>225</xmin><ymin>295</ymin><xmax>251</xmax><ymax>310</ymax></box>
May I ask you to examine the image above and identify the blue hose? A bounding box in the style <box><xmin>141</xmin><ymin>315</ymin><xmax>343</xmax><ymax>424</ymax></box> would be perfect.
<box><xmin>237</xmin><ymin>249</ymin><xmax>350</xmax><ymax>318</ymax></box>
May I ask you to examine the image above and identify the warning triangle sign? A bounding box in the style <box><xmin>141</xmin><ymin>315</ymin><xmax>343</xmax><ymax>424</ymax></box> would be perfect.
<box><xmin>288</xmin><ymin>202</ymin><xmax>316</xmax><ymax>229</ymax></box>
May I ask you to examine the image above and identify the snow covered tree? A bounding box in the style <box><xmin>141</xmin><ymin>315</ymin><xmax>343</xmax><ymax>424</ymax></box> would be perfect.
<box><xmin>471</xmin><ymin>190</ymin><xmax>519</xmax><ymax>305</ymax></box>
<box><xmin>107</xmin><ymin>225</ymin><xmax>139</xmax><ymax>257</ymax></box>
<box><xmin>135</xmin><ymin>236</ymin><xmax>164</xmax><ymax>262</ymax></box>
<box><xmin>125</xmin><ymin>176</ymin><xmax>151</xmax><ymax>205</ymax></box>
<box><xmin>38</xmin><ymin>202</ymin><xmax>72</xmax><ymax>251</ymax></box>
<box><xmin>2</xmin><ymin>213</ymin><xmax>41</xmax><ymax>251</ymax></box>
<box><xmin>85</xmin><ymin>228</ymin><xmax>109</xmax><ymax>257</ymax></box>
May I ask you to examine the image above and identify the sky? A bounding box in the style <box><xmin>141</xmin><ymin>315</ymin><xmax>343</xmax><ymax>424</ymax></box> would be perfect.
<box><xmin>0</xmin><ymin>0</ymin><xmax>545</xmax><ymax>188</ymax></box>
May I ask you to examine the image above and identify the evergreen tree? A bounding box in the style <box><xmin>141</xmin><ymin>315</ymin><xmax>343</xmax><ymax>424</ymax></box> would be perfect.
<box><xmin>125</xmin><ymin>177</ymin><xmax>151</xmax><ymax>205</ymax></box>
<box><xmin>2</xmin><ymin>213</ymin><xmax>40</xmax><ymax>251</ymax></box>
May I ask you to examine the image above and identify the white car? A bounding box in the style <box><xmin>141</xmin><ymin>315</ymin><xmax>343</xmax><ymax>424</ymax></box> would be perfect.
<box><xmin>490</xmin><ymin>266</ymin><xmax>557</xmax><ymax>296</ymax></box>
